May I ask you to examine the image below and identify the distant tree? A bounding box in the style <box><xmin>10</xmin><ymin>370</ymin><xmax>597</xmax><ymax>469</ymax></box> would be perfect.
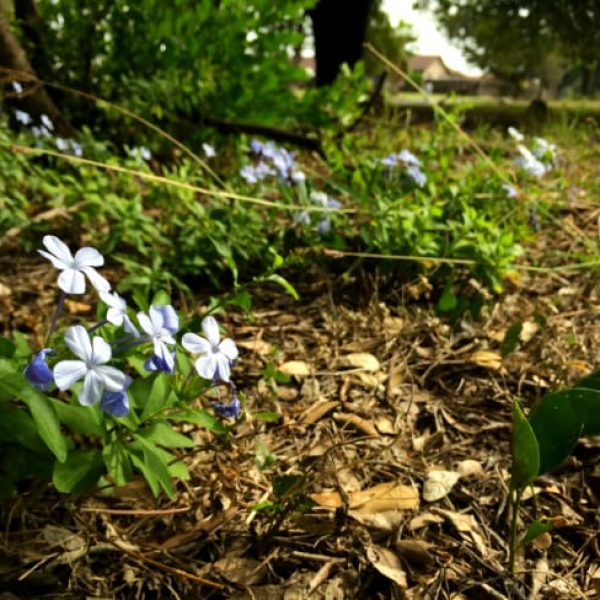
<box><xmin>419</xmin><ymin>0</ymin><xmax>600</xmax><ymax>96</ymax></box>
<box><xmin>364</xmin><ymin>1</ymin><xmax>415</xmax><ymax>79</ymax></box>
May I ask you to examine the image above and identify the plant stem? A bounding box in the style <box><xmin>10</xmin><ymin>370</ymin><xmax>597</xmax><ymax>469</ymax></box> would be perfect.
<box><xmin>45</xmin><ymin>290</ymin><xmax>66</xmax><ymax>346</ymax></box>
<box><xmin>508</xmin><ymin>487</ymin><xmax>522</xmax><ymax>575</ymax></box>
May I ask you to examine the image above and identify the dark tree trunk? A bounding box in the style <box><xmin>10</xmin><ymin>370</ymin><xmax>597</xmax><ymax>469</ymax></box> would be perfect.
<box><xmin>581</xmin><ymin>63</ymin><xmax>597</xmax><ymax>97</ymax></box>
<box><xmin>309</xmin><ymin>0</ymin><xmax>374</xmax><ymax>86</ymax></box>
<box><xmin>0</xmin><ymin>8</ymin><xmax>73</xmax><ymax>136</ymax></box>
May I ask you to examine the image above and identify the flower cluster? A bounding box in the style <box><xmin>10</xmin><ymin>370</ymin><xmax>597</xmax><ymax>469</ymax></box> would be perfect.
<box><xmin>296</xmin><ymin>191</ymin><xmax>342</xmax><ymax>235</ymax></box>
<box><xmin>25</xmin><ymin>235</ymin><xmax>241</xmax><ymax>420</ymax></box>
<box><xmin>240</xmin><ymin>139</ymin><xmax>305</xmax><ymax>185</ymax></box>
<box><xmin>13</xmin><ymin>109</ymin><xmax>83</xmax><ymax>156</ymax></box>
<box><xmin>508</xmin><ymin>127</ymin><xmax>557</xmax><ymax>178</ymax></box>
<box><xmin>380</xmin><ymin>149</ymin><xmax>427</xmax><ymax>187</ymax></box>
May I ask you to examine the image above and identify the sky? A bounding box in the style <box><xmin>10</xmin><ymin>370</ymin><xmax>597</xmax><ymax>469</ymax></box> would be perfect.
<box><xmin>382</xmin><ymin>1</ymin><xmax>482</xmax><ymax>76</ymax></box>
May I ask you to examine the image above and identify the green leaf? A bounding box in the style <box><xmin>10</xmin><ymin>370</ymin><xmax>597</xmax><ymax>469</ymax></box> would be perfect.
<box><xmin>137</xmin><ymin>422</ymin><xmax>195</xmax><ymax>448</ymax></box>
<box><xmin>0</xmin><ymin>362</ymin><xmax>67</xmax><ymax>462</ymax></box>
<box><xmin>151</xmin><ymin>290</ymin><xmax>172</xmax><ymax>306</ymax></box>
<box><xmin>519</xmin><ymin>518</ymin><xmax>556</xmax><ymax>548</ymax></box>
<box><xmin>132</xmin><ymin>435</ymin><xmax>174</xmax><ymax>498</ymax></box>
<box><xmin>137</xmin><ymin>373</ymin><xmax>174</xmax><ymax>420</ymax></box>
<box><xmin>50</xmin><ymin>399</ymin><xmax>104</xmax><ymax>436</ymax></box>
<box><xmin>511</xmin><ymin>400</ymin><xmax>540</xmax><ymax>489</ymax></box>
<box><xmin>273</xmin><ymin>474</ymin><xmax>304</xmax><ymax>498</ymax></box>
<box><xmin>501</xmin><ymin>322</ymin><xmax>522</xmax><ymax>358</ymax></box>
<box><xmin>563</xmin><ymin>387</ymin><xmax>600</xmax><ymax>437</ymax></box>
<box><xmin>265</xmin><ymin>274</ymin><xmax>299</xmax><ymax>300</ymax></box>
<box><xmin>12</xmin><ymin>331</ymin><xmax>31</xmax><ymax>359</ymax></box>
<box><xmin>228</xmin><ymin>290</ymin><xmax>252</xmax><ymax>313</ymax></box>
<box><xmin>437</xmin><ymin>286</ymin><xmax>457</xmax><ymax>313</ymax></box>
<box><xmin>53</xmin><ymin>449</ymin><xmax>104</xmax><ymax>493</ymax></box>
<box><xmin>103</xmin><ymin>441</ymin><xmax>133</xmax><ymax>487</ymax></box>
<box><xmin>0</xmin><ymin>337</ymin><xmax>15</xmax><ymax>358</ymax></box>
<box><xmin>0</xmin><ymin>407</ymin><xmax>46</xmax><ymax>452</ymax></box>
<box><xmin>528</xmin><ymin>390</ymin><xmax>582</xmax><ymax>475</ymax></box>
<box><xmin>170</xmin><ymin>408</ymin><xmax>228</xmax><ymax>435</ymax></box>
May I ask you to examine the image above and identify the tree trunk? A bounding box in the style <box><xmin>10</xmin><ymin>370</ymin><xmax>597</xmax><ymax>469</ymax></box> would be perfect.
<box><xmin>581</xmin><ymin>63</ymin><xmax>597</xmax><ymax>97</ymax></box>
<box><xmin>0</xmin><ymin>9</ymin><xmax>73</xmax><ymax>136</ymax></box>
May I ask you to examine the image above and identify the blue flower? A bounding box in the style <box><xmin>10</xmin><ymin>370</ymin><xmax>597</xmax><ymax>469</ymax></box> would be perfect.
<box><xmin>24</xmin><ymin>349</ymin><xmax>55</xmax><ymax>391</ymax></box>
<box><xmin>137</xmin><ymin>305</ymin><xmax>179</xmax><ymax>373</ymax></box>
<box><xmin>144</xmin><ymin>350</ymin><xmax>176</xmax><ymax>374</ymax></box>
<box><xmin>397</xmin><ymin>149</ymin><xmax>422</xmax><ymax>167</ymax></box>
<box><xmin>212</xmin><ymin>395</ymin><xmax>241</xmax><ymax>419</ymax></box>
<box><xmin>100</xmin><ymin>376</ymin><xmax>132</xmax><ymax>418</ymax></box>
<box><xmin>182</xmin><ymin>316</ymin><xmax>238</xmax><ymax>382</ymax></box>
<box><xmin>502</xmin><ymin>183</ymin><xmax>519</xmax><ymax>198</ymax></box>
<box><xmin>14</xmin><ymin>110</ymin><xmax>32</xmax><ymax>125</ymax></box>
<box><xmin>202</xmin><ymin>143</ymin><xmax>216</xmax><ymax>158</ymax></box>
<box><xmin>406</xmin><ymin>165</ymin><xmax>427</xmax><ymax>187</ymax></box>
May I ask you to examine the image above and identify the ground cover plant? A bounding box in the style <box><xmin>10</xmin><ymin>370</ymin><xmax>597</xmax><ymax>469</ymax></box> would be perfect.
<box><xmin>2</xmin><ymin>92</ymin><xmax>600</xmax><ymax>596</ymax></box>
<box><xmin>2</xmin><ymin>4</ymin><xmax>600</xmax><ymax>595</ymax></box>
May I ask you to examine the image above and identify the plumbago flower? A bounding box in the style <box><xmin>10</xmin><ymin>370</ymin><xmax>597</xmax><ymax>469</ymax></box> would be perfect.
<box><xmin>100</xmin><ymin>291</ymin><xmax>139</xmax><ymax>336</ymax></box>
<box><xmin>100</xmin><ymin>375</ymin><xmax>132</xmax><ymax>418</ymax></box>
<box><xmin>24</xmin><ymin>349</ymin><xmax>55</xmax><ymax>391</ymax></box>
<box><xmin>39</xmin><ymin>235</ymin><xmax>110</xmax><ymax>295</ymax></box>
<box><xmin>54</xmin><ymin>325</ymin><xmax>127</xmax><ymax>407</ymax></box>
<box><xmin>202</xmin><ymin>143</ymin><xmax>216</xmax><ymax>158</ymax></box>
<box><xmin>182</xmin><ymin>316</ymin><xmax>238</xmax><ymax>382</ymax></box>
<box><xmin>137</xmin><ymin>305</ymin><xmax>179</xmax><ymax>373</ymax></box>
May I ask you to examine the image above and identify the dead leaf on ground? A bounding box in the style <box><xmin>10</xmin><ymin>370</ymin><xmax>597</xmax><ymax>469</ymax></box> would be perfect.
<box><xmin>469</xmin><ymin>350</ymin><xmax>503</xmax><ymax>371</ymax></box>
<box><xmin>337</xmin><ymin>352</ymin><xmax>381</xmax><ymax>372</ymax></box>
<box><xmin>365</xmin><ymin>544</ymin><xmax>407</xmax><ymax>588</ymax></box>
<box><xmin>237</xmin><ymin>339</ymin><xmax>273</xmax><ymax>355</ymax></box>
<box><xmin>456</xmin><ymin>460</ymin><xmax>483</xmax><ymax>477</ymax></box>
<box><xmin>212</xmin><ymin>556</ymin><xmax>267</xmax><ymax>586</ymax></box>
<box><xmin>278</xmin><ymin>360</ymin><xmax>312</xmax><ymax>377</ymax></box>
<box><xmin>423</xmin><ymin>469</ymin><xmax>461</xmax><ymax>502</ymax></box>
<box><xmin>333</xmin><ymin>412</ymin><xmax>379</xmax><ymax>436</ymax></box>
<box><xmin>394</xmin><ymin>540</ymin><xmax>435</xmax><ymax>572</ymax></box>
<box><xmin>311</xmin><ymin>481</ymin><xmax>419</xmax><ymax>512</ymax></box>
<box><xmin>300</xmin><ymin>399</ymin><xmax>339</xmax><ymax>424</ymax></box>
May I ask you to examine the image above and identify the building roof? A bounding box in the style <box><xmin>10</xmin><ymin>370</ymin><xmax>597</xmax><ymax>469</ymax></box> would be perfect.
<box><xmin>407</xmin><ymin>55</ymin><xmax>447</xmax><ymax>72</ymax></box>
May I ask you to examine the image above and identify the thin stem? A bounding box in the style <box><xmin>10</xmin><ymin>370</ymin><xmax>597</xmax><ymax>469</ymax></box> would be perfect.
<box><xmin>89</xmin><ymin>318</ymin><xmax>108</xmax><ymax>333</ymax></box>
<box><xmin>45</xmin><ymin>291</ymin><xmax>66</xmax><ymax>346</ymax></box>
<box><xmin>509</xmin><ymin>487</ymin><xmax>522</xmax><ymax>576</ymax></box>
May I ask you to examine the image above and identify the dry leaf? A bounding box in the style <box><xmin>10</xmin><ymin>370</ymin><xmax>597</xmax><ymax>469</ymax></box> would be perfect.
<box><xmin>423</xmin><ymin>470</ymin><xmax>460</xmax><ymax>502</ymax></box>
<box><xmin>278</xmin><ymin>360</ymin><xmax>311</xmax><ymax>377</ymax></box>
<box><xmin>365</xmin><ymin>544</ymin><xmax>407</xmax><ymax>588</ymax></box>
<box><xmin>65</xmin><ymin>300</ymin><xmax>92</xmax><ymax>314</ymax></box>
<box><xmin>375</xmin><ymin>416</ymin><xmax>397</xmax><ymax>435</ymax></box>
<box><xmin>213</xmin><ymin>557</ymin><xmax>267</xmax><ymax>585</ymax></box>
<box><xmin>333</xmin><ymin>412</ymin><xmax>379</xmax><ymax>436</ymax></box>
<box><xmin>456</xmin><ymin>460</ymin><xmax>483</xmax><ymax>477</ymax></box>
<box><xmin>0</xmin><ymin>281</ymin><xmax>11</xmax><ymax>296</ymax></box>
<box><xmin>409</xmin><ymin>512</ymin><xmax>444</xmax><ymax>530</ymax></box>
<box><xmin>520</xmin><ymin>321</ymin><xmax>539</xmax><ymax>343</ymax></box>
<box><xmin>469</xmin><ymin>350</ymin><xmax>503</xmax><ymax>371</ymax></box>
<box><xmin>237</xmin><ymin>339</ymin><xmax>273</xmax><ymax>355</ymax></box>
<box><xmin>300</xmin><ymin>400</ymin><xmax>339</xmax><ymax>424</ymax></box>
<box><xmin>337</xmin><ymin>352</ymin><xmax>381</xmax><ymax>372</ymax></box>
<box><xmin>348</xmin><ymin>510</ymin><xmax>406</xmax><ymax>531</ymax></box>
<box><xmin>311</xmin><ymin>482</ymin><xmax>419</xmax><ymax>512</ymax></box>
<box><xmin>384</xmin><ymin>316</ymin><xmax>405</xmax><ymax>335</ymax></box>
<box><xmin>394</xmin><ymin>540</ymin><xmax>435</xmax><ymax>572</ymax></box>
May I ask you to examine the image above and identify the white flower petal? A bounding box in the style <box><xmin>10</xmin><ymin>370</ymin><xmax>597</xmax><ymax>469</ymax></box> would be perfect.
<box><xmin>42</xmin><ymin>235</ymin><xmax>73</xmax><ymax>264</ymax></box>
<box><xmin>182</xmin><ymin>332</ymin><xmax>212</xmax><ymax>355</ymax></box>
<box><xmin>219</xmin><ymin>338</ymin><xmax>238</xmax><ymax>361</ymax></box>
<box><xmin>81</xmin><ymin>266</ymin><xmax>111</xmax><ymax>292</ymax></box>
<box><xmin>64</xmin><ymin>325</ymin><xmax>93</xmax><ymax>361</ymax></box>
<box><xmin>53</xmin><ymin>360</ymin><xmax>87</xmax><ymax>390</ymax></box>
<box><xmin>100</xmin><ymin>291</ymin><xmax>125</xmax><ymax>309</ymax></box>
<box><xmin>80</xmin><ymin>370</ymin><xmax>103</xmax><ymax>406</ymax></box>
<box><xmin>202</xmin><ymin>316</ymin><xmax>220</xmax><ymax>346</ymax></box>
<box><xmin>149</xmin><ymin>305</ymin><xmax>164</xmax><ymax>331</ymax></box>
<box><xmin>194</xmin><ymin>354</ymin><xmax>218</xmax><ymax>380</ymax></box>
<box><xmin>91</xmin><ymin>336</ymin><xmax>112</xmax><ymax>364</ymax></box>
<box><xmin>74</xmin><ymin>246</ymin><xmax>104</xmax><ymax>268</ymax></box>
<box><xmin>58</xmin><ymin>269</ymin><xmax>86</xmax><ymax>294</ymax></box>
<box><xmin>123</xmin><ymin>315</ymin><xmax>140</xmax><ymax>337</ymax></box>
<box><xmin>106</xmin><ymin>306</ymin><xmax>124</xmax><ymax>326</ymax></box>
<box><xmin>38</xmin><ymin>249</ymin><xmax>71</xmax><ymax>270</ymax></box>
<box><xmin>95</xmin><ymin>365</ymin><xmax>127</xmax><ymax>392</ymax></box>
<box><xmin>137</xmin><ymin>311</ymin><xmax>154</xmax><ymax>336</ymax></box>
<box><xmin>215</xmin><ymin>353</ymin><xmax>231</xmax><ymax>381</ymax></box>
